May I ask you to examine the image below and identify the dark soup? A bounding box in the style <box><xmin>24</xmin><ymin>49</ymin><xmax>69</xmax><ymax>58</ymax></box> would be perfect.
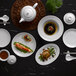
<box><xmin>0</xmin><ymin>51</ymin><xmax>8</xmax><ymax>59</ymax></box>
<box><xmin>44</xmin><ymin>22</ymin><xmax>57</xmax><ymax>35</ymax></box>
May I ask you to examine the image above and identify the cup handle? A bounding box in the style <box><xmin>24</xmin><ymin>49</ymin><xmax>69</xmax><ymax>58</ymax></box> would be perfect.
<box><xmin>33</xmin><ymin>3</ymin><xmax>38</xmax><ymax>9</ymax></box>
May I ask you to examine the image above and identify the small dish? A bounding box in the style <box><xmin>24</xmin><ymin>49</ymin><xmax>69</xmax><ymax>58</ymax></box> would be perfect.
<box><xmin>63</xmin><ymin>28</ymin><xmax>76</xmax><ymax>48</ymax></box>
<box><xmin>38</xmin><ymin>15</ymin><xmax>64</xmax><ymax>42</ymax></box>
<box><xmin>0</xmin><ymin>49</ymin><xmax>10</xmax><ymax>61</ymax></box>
<box><xmin>35</xmin><ymin>43</ymin><xmax>60</xmax><ymax>65</ymax></box>
<box><xmin>11</xmin><ymin>32</ymin><xmax>36</xmax><ymax>57</ymax></box>
<box><xmin>0</xmin><ymin>28</ymin><xmax>11</xmax><ymax>48</ymax></box>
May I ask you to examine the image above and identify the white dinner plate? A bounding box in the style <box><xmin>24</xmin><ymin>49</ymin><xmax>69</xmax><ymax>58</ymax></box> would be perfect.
<box><xmin>63</xmin><ymin>28</ymin><xmax>76</xmax><ymax>48</ymax></box>
<box><xmin>35</xmin><ymin>44</ymin><xmax>60</xmax><ymax>65</ymax></box>
<box><xmin>12</xmin><ymin>32</ymin><xmax>36</xmax><ymax>57</ymax></box>
<box><xmin>38</xmin><ymin>15</ymin><xmax>64</xmax><ymax>42</ymax></box>
<box><xmin>0</xmin><ymin>28</ymin><xmax>11</xmax><ymax>48</ymax></box>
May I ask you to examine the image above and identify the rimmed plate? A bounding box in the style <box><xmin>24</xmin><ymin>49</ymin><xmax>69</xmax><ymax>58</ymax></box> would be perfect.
<box><xmin>35</xmin><ymin>43</ymin><xmax>60</xmax><ymax>65</ymax></box>
<box><xmin>38</xmin><ymin>15</ymin><xmax>64</xmax><ymax>42</ymax></box>
<box><xmin>0</xmin><ymin>28</ymin><xmax>11</xmax><ymax>48</ymax></box>
<box><xmin>11</xmin><ymin>32</ymin><xmax>36</xmax><ymax>57</ymax></box>
<box><xmin>63</xmin><ymin>28</ymin><xmax>76</xmax><ymax>48</ymax></box>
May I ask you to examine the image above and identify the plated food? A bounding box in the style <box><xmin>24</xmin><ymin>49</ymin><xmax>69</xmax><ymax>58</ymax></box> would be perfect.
<box><xmin>12</xmin><ymin>32</ymin><xmax>36</xmax><ymax>57</ymax></box>
<box><xmin>14</xmin><ymin>42</ymin><xmax>33</xmax><ymax>53</ymax></box>
<box><xmin>44</xmin><ymin>21</ymin><xmax>57</xmax><ymax>35</ymax></box>
<box><xmin>35</xmin><ymin>44</ymin><xmax>60</xmax><ymax>65</ymax></box>
<box><xmin>0</xmin><ymin>28</ymin><xmax>11</xmax><ymax>48</ymax></box>
<box><xmin>24</xmin><ymin>34</ymin><xmax>31</xmax><ymax>42</ymax></box>
<box><xmin>38</xmin><ymin>15</ymin><xmax>64</xmax><ymax>42</ymax></box>
<box><xmin>39</xmin><ymin>47</ymin><xmax>56</xmax><ymax>61</ymax></box>
<box><xmin>63</xmin><ymin>28</ymin><xmax>76</xmax><ymax>48</ymax></box>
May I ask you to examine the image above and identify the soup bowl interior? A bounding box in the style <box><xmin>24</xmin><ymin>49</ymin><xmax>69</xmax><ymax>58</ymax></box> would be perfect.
<box><xmin>44</xmin><ymin>20</ymin><xmax>59</xmax><ymax>35</ymax></box>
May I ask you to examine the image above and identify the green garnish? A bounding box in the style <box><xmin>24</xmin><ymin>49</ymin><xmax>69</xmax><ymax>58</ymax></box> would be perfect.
<box><xmin>39</xmin><ymin>55</ymin><xmax>44</xmax><ymax>61</ymax></box>
<box><xmin>46</xmin><ymin>0</ymin><xmax>63</xmax><ymax>14</ymax></box>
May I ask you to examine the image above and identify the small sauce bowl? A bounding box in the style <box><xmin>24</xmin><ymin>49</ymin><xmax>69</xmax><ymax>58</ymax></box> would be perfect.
<box><xmin>0</xmin><ymin>49</ymin><xmax>10</xmax><ymax>61</ymax></box>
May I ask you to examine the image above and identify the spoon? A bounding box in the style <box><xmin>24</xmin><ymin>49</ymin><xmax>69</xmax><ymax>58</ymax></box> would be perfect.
<box><xmin>0</xmin><ymin>15</ymin><xmax>9</xmax><ymax>25</ymax></box>
<box><xmin>65</xmin><ymin>51</ymin><xmax>76</xmax><ymax>61</ymax></box>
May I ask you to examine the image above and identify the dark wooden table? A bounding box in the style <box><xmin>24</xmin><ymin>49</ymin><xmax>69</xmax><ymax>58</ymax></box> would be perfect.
<box><xmin>0</xmin><ymin>0</ymin><xmax>76</xmax><ymax>76</ymax></box>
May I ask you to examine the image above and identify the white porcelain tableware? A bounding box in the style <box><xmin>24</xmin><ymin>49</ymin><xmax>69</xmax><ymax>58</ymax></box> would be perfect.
<box><xmin>12</xmin><ymin>32</ymin><xmax>36</xmax><ymax>57</ymax></box>
<box><xmin>65</xmin><ymin>51</ymin><xmax>76</xmax><ymax>61</ymax></box>
<box><xmin>0</xmin><ymin>28</ymin><xmax>11</xmax><ymax>48</ymax></box>
<box><xmin>19</xmin><ymin>3</ymin><xmax>38</xmax><ymax>23</ymax></box>
<box><xmin>63</xmin><ymin>28</ymin><xmax>76</xmax><ymax>48</ymax></box>
<box><xmin>7</xmin><ymin>55</ymin><xmax>17</xmax><ymax>64</ymax></box>
<box><xmin>0</xmin><ymin>49</ymin><xmax>10</xmax><ymax>61</ymax></box>
<box><xmin>0</xmin><ymin>15</ymin><xmax>9</xmax><ymax>25</ymax></box>
<box><xmin>35</xmin><ymin>43</ymin><xmax>60</xmax><ymax>65</ymax></box>
<box><xmin>38</xmin><ymin>15</ymin><xmax>64</xmax><ymax>42</ymax></box>
<box><xmin>63</xmin><ymin>13</ymin><xmax>75</xmax><ymax>25</ymax></box>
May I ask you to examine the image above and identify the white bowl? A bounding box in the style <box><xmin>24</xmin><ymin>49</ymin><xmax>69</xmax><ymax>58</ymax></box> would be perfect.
<box><xmin>0</xmin><ymin>49</ymin><xmax>10</xmax><ymax>61</ymax></box>
<box><xmin>38</xmin><ymin>15</ymin><xmax>64</xmax><ymax>42</ymax></box>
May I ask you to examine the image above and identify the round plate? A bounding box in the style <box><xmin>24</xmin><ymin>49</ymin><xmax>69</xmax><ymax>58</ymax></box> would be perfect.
<box><xmin>35</xmin><ymin>44</ymin><xmax>60</xmax><ymax>65</ymax></box>
<box><xmin>63</xmin><ymin>28</ymin><xmax>76</xmax><ymax>48</ymax></box>
<box><xmin>38</xmin><ymin>15</ymin><xmax>64</xmax><ymax>42</ymax></box>
<box><xmin>12</xmin><ymin>32</ymin><xmax>36</xmax><ymax>57</ymax></box>
<box><xmin>0</xmin><ymin>28</ymin><xmax>11</xmax><ymax>48</ymax></box>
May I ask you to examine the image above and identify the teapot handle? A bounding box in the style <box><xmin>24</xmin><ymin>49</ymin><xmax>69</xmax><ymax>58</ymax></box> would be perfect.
<box><xmin>33</xmin><ymin>3</ymin><xmax>38</xmax><ymax>9</ymax></box>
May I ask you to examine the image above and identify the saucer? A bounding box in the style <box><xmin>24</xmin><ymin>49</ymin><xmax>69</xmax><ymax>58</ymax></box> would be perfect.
<box><xmin>38</xmin><ymin>15</ymin><xmax>64</xmax><ymax>42</ymax></box>
<box><xmin>63</xmin><ymin>28</ymin><xmax>76</xmax><ymax>48</ymax></box>
<box><xmin>0</xmin><ymin>28</ymin><xmax>11</xmax><ymax>48</ymax></box>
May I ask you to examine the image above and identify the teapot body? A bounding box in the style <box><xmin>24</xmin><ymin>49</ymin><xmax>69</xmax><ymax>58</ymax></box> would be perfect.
<box><xmin>19</xmin><ymin>3</ymin><xmax>38</xmax><ymax>23</ymax></box>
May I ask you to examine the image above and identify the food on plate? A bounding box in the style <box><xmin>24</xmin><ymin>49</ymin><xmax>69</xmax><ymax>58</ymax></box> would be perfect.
<box><xmin>0</xmin><ymin>51</ymin><xmax>8</xmax><ymax>59</ymax></box>
<box><xmin>14</xmin><ymin>42</ymin><xmax>33</xmax><ymax>53</ymax></box>
<box><xmin>24</xmin><ymin>34</ymin><xmax>31</xmax><ymax>41</ymax></box>
<box><xmin>39</xmin><ymin>47</ymin><xmax>56</xmax><ymax>61</ymax></box>
<box><xmin>44</xmin><ymin>22</ymin><xmax>57</xmax><ymax>35</ymax></box>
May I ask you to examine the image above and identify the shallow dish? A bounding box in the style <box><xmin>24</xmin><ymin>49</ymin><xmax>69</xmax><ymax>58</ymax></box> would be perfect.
<box><xmin>38</xmin><ymin>15</ymin><xmax>64</xmax><ymax>42</ymax></box>
<box><xmin>35</xmin><ymin>43</ymin><xmax>60</xmax><ymax>65</ymax></box>
<box><xmin>0</xmin><ymin>28</ymin><xmax>11</xmax><ymax>48</ymax></box>
<box><xmin>11</xmin><ymin>32</ymin><xmax>36</xmax><ymax>57</ymax></box>
<box><xmin>63</xmin><ymin>28</ymin><xmax>76</xmax><ymax>48</ymax></box>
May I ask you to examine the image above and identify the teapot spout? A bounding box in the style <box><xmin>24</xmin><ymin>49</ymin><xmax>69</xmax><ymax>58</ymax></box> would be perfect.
<box><xmin>19</xmin><ymin>18</ymin><xmax>24</xmax><ymax>23</ymax></box>
<box><xmin>33</xmin><ymin>3</ymin><xmax>38</xmax><ymax>9</ymax></box>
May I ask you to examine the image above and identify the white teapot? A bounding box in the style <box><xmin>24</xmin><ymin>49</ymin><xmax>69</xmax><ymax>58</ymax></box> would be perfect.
<box><xmin>19</xmin><ymin>3</ymin><xmax>38</xmax><ymax>23</ymax></box>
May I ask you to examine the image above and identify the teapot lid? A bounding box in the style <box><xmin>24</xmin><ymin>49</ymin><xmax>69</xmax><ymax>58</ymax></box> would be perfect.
<box><xmin>7</xmin><ymin>55</ymin><xmax>17</xmax><ymax>64</ymax></box>
<box><xmin>63</xmin><ymin>13</ymin><xmax>75</xmax><ymax>25</ymax></box>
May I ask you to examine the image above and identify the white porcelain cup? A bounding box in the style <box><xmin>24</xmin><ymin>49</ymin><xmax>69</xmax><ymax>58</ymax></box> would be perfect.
<box><xmin>0</xmin><ymin>49</ymin><xmax>10</xmax><ymax>61</ymax></box>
